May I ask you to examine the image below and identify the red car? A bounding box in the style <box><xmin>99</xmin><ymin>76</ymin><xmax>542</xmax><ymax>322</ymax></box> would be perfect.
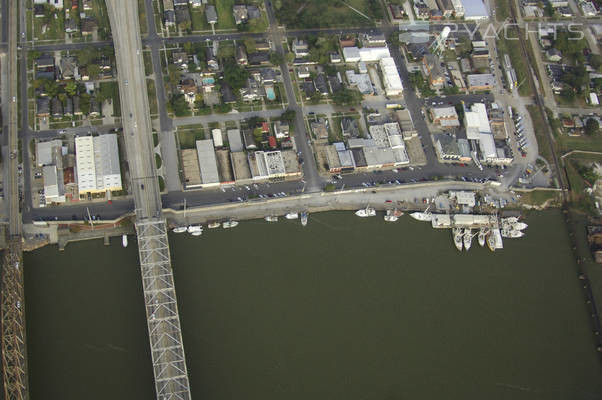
<box><xmin>385</xmin><ymin>200</ymin><xmax>392</xmax><ymax>203</ymax></box>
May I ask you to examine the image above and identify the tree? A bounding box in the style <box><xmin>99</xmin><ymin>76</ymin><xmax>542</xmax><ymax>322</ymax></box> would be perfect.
<box><xmin>87</xmin><ymin>64</ymin><xmax>101</xmax><ymax>80</ymax></box>
<box><xmin>269</xmin><ymin>51</ymin><xmax>284</xmax><ymax>66</ymax></box>
<box><xmin>215</xmin><ymin>103</ymin><xmax>232</xmax><ymax>114</ymax></box>
<box><xmin>170</xmin><ymin>94</ymin><xmax>189</xmax><ymax>116</ymax></box>
<box><xmin>585</xmin><ymin>118</ymin><xmax>599</xmax><ymax>136</ymax></box>
<box><xmin>80</xmin><ymin>93</ymin><xmax>91</xmax><ymax>115</ymax></box>
<box><xmin>590</xmin><ymin>54</ymin><xmax>602</xmax><ymax>71</ymax></box>
<box><xmin>281</xmin><ymin>109</ymin><xmax>296</xmax><ymax>122</ymax></box>
<box><xmin>64</xmin><ymin>81</ymin><xmax>78</xmax><ymax>97</ymax></box>
<box><xmin>223</xmin><ymin>63</ymin><xmax>248</xmax><ymax>90</ymax></box>
<box><xmin>332</xmin><ymin>88</ymin><xmax>362</xmax><ymax>106</ymax></box>
<box><xmin>45</xmin><ymin>81</ymin><xmax>59</xmax><ymax>98</ymax></box>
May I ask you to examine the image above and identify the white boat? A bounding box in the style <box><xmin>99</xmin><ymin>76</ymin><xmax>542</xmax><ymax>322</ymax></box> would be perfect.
<box><xmin>190</xmin><ymin>230</ymin><xmax>203</xmax><ymax>236</ymax></box>
<box><xmin>355</xmin><ymin>206</ymin><xmax>376</xmax><ymax>217</ymax></box>
<box><xmin>122</xmin><ymin>234</ymin><xmax>128</xmax><ymax>247</ymax></box>
<box><xmin>503</xmin><ymin>217</ymin><xmax>519</xmax><ymax>224</ymax></box>
<box><xmin>265</xmin><ymin>216</ymin><xmax>278</xmax><ymax>222</ymax></box>
<box><xmin>384</xmin><ymin>209</ymin><xmax>403</xmax><ymax>222</ymax></box>
<box><xmin>453</xmin><ymin>228</ymin><xmax>463</xmax><ymax>251</ymax></box>
<box><xmin>223</xmin><ymin>220</ymin><xmax>239</xmax><ymax>229</ymax></box>
<box><xmin>502</xmin><ymin>228</ymin><xmax>525</xmax><ymax>238</ymax></box>
<box><xmin>463</xmin><ymin>228</ymin><xmax>472</xmax><ymax>251</ymax></box>
<box><xmin>208</xmin><ymin>222</ymin><xmax>220</xmax><ymax>229</ymax></box>
<box><xmin>172</xmin><ymin>226</ymin><xmax>187</xmax><ymax>233</ymax></box>
<box><xmin>487</xmin><ymin>232</ymin><xmax>496</xmax><ymax>252</ymax></box>
<box><xmin>478</xmin><ymin>228</ymin><xmax>487</xmax><ymax>247</ymax></box>
<box><xmin>187</xmin><ymin>225</ymin><xmax>203</xmax><ymax>233</ymax></box>
<box><xmin>300</xmin><ymin>212</ymin><xmax>308</xmax><ymax>226</ymax></box>
<box><xmin>410</xmin><ymin>212</ymin><xmax>432</xmax><ymax>221</ymax></box>
<box><xmin>285</xmin><ymin>212</ymin><xmax>299</xmax><ymax>220</ymax></box>
<box><xmin>513</xmin><ymin>222</ymin><xmax>528</xmax><ymax>231</ymax></box>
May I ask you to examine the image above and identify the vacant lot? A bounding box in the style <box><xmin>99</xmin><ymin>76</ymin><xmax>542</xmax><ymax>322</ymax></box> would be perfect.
<box><xmin>275</xmin><ymin>0</ymin><xmax>381</xmax><ymax>28</ymax></box>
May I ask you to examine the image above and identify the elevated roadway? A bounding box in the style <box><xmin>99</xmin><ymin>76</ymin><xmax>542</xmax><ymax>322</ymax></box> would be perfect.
<box><xmin>1</xmin><ymin>0</ymin><xmax>28</xmax><ymax>398</ymax></box>
<box><xmin>105</xmin><ymin>0</ymin><xmax>191</xmax><ymax>398</ymax></box>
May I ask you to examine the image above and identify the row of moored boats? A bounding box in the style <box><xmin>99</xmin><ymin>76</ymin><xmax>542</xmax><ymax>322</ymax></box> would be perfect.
<box><xmin>172</xmin><ymin>220</ymin><xmax>239</xmax><ymax>236</ymax></box>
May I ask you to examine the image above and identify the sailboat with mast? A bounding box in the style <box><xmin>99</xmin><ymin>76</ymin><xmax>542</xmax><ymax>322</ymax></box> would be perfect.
<box><xmin>173</xmin><ymin>199</ymin><xmax>188</xmax><ymax>233</ymax></box>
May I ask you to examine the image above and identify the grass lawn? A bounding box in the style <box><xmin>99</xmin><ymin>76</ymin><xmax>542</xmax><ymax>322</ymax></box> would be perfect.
<box><xmin>34</xmin><ymin>9</ymin><xmax>65</xmax><ymax>41</ymax></box>
<box><xmin>178</xmin><ymin>129</ymin><xmax>206</xmax><ymax>149</ymax></box>
<box><xmin>518</xmin><ymin>189</ymin><xmax>561</xmax><ymax>206</ymax></box>
<box><xmin>558</xmin><ymin>134</ymin><xmax>602</xmax><ymax>154</ymax></box>
<box><xmin>138</xmin><ymin>0</ymin><xmax>148</xmax><ymax>35</ymax></box>
<box><xmin>214</xmin><ymin>0</ymin><xmax>236</xmax><ymax>30</ymax></box>
<box><xmin>147</xmin><ymin>79</ymin><xmax>158</xmax><ymax>115</ymax></box>
<box><xmin>274</xmin><ymin>0</ymin><xmax>378</xmax><ymax>28</ymax></box>
<box><xmin>494</xmin><ymin>0</ymin><xmax>510</xmax><ymax>20</ymax></box>
<box><xmin>526</xmin><ymin>105</ymin><xmax>552</xmax><ymax>163</ymax></box>
<box><xmin>143</xmin><ymin>51</ymin><xmax>153</xmax><ymax>76</ymax></box>
<box><xmin>191</xmin><ymin>9</ymin><xmax>210</xmax><ymax>31</ymax></box>
<box><xmin>497</xmin><ymin>33</ymin><xmax>533</xmax><ymax>97</ymax></box>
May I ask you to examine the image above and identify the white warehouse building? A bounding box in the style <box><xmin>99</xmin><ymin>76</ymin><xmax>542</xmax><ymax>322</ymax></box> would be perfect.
<box><xmin>75</xmin><ymin>134</ymin><xmax>123</xmax><ymax>195</ymax></box>
<box><xmin>380</xmin><ymin>57</ymin><xmax>403</xmax><ymax>96</ymax></box>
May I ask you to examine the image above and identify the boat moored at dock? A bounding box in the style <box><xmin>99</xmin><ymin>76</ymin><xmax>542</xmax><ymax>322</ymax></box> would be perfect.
<box><xmin>463</xmin><ymin>229</ymin><xmax>472</xmax><ymax>251</ymax></box>
<box><xmin>453</xmin><ymin>228</ymin><xmax>463</xmax><ymax>251</ymax></box>
<box><xmin>122</xmin><ymin>234</ymin><xmax>128</xmax><ymax>247</ymax></box>
<box><xmin>222</xmin><ymin>220</ymin><xmax>239</xmax><ymax>229</ymax></box>
<box><xmin>265</xmin><ymin>216</ymin><xmax>278</xmax><ymax>222</ymax></box>
<box><xmin>172</xmin><ymin>226</ymin><xmax>187</xmax><ymax>233</ymax></box>
<box><xmin>478</xmin><ymin>228</ymin><xmax>487</xmax><ymax>247</ymax></box>
<box><xmin>384</xmin><ymin>209</ymin><xmax>403</xmax><ymax>222</ymax></box>
<box><xmin>208</xmin><ymin>222</ymin><xmax>220</xmax><ymax>229</ymax></box>
<box><xmin>301</xmin><ymin>212</ymin><xmax>308</xmax><ymax>226</ymax></box>
<box><xmin>187</xmin><ymin>225</ymin><xmax>203</xmax><ymax>233</ymax></box>
<box><xmin>355</xmin><ymin>206</ymin><xmax>376</xmax><ymax>217</ymax></box>
<box><xmin>285</xmin><ymin>212</ymin><xmax>299</xmax><ymax>220</ymax></box>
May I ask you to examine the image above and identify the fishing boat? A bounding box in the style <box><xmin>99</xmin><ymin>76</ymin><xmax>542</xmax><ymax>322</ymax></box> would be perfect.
<box><xmin>384</xmin><ymin>209</ymin><xmax>403</xmax><ymax>222</ymax></box>
<box><xmin>187</xmin><ymin>225</ymin><xmax>203</xmax><ymax>233</ymax></box>
<box><xmin>222</xmin><ymin>220</ymin><xmax>239</xmax><ymax>229</ymax></box>
<box><xmin>453</xmin><ymin>228</ymin><xmax>463</xmax><ymax>251</ymax></box>
<box><xmin>487</xmin><ymin>232</ymin><xmax>496</xmax><ymax>252</ymax></box>
<box><xmin>173</xmin><ymin>199</ymin><xmax>188</xmax><ymax>233</ymax></box>
<box><xmin>122</xmin><ymin>234</ymin><xmax>128</xmax><ymax>247</ymax></box>
<box><xmin>265</xmin><ymin>216</ymin><xmax>278</xmax><ymax>222</ymax></box>
<box><xmin>513</xmin><ymin>222</ymin><xmax>528</xmax><ymax>231</ymax></box>
<box><xmin>355</xmin><ymin>206</ymin><xmax>376</xmax><ymax>217</ymax></box>
<box><xmin>478</xmin><ymin>228</ymin><xmax>487</xmax><ymax>247</ymax></box>
<box><xmin>410</xmin><ymin>211</ymin><xmax>432</xmax><ymax>221</ymax></box>
<box><xmin>285</xmin><ymin>212</ymin><xmax>299</xmax><ymax>220</ymax></box>
<box><xmin>502</xmin><ymin>228</ymin><xmax>525</xmax><ymax>238</ymax></box>
<box><xmin>504</xmin><ymin>217</ymin><xmax>519</xmax><ymax>224</ymax></box>
<box><xmin>300</xmin><ymin>211</ymin><xmax>308</xmax><ymax>226</ymax></box>
<box><xmin>190</xmin><ymin>230</ymin><xmax>203</xmax><ymax>236</ymax></box>
<box><xmin>463</xmin><ymin>228</ymin><xmax>472</xmax><ymax>251</ymax></box>
<box><xmin>208</xmin><ymin>222</ymin><xmax>220</xmax><ymax>229</ymax></box>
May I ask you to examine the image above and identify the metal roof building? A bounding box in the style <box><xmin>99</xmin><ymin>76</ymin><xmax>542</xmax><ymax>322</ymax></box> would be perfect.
<box><xmin>380</xmin><ymin>57</ymin><xmax>403</xmax><ymax>96</ymax></box>
<box><xmin>227</xmin><ymin>129</ymin><xmax>244</xmax><ymax>152</ymax></box>
<box><xmin>461</xmin><ymin>0</ymin><xmax>488</xmax><ymax>20</ymax></box>
<box><xmin>196</xmin><ymin>139</ymin><xmax>220</xmax><ymax>185</ymax></box>
<box><xmin>75</xmin><ymin>134</ymin><xmax>122</xmax><ymax>194</ymax></box>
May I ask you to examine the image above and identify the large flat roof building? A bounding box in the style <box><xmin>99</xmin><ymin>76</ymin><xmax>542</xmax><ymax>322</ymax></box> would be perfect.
<box><xmin>380</xmin><ymin>57</ymin><xmax>403</xmax><ymax>96</ymax></box>
<box><xmin>196</xmin><ymin>139</ymin><xmax>220</xmax><ymax>185</ymax></box>
<box><xmin>75</xmin><ymin>134</ymin><xmax>122</xmax><ymax>194</ymax></box>
<box><xmin>461</xmin><ymin>0</ymin><xmax>488</xmax><ymax>20</ymax></box>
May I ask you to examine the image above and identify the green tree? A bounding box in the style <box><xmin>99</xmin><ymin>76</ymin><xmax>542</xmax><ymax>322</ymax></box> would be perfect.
<box><xmin>45</xmin><ymin>80</ymin><xmax>59</xmax><ymax>97</ymax></box>
<box><xmin>223</xmin><ymin>63</ymin><xmax>248</xmax><ymax>90</ymax></box>
<box><xmin>585</xmin><ymin>118</ymin><xmax>600</xmax><ymax>136</ymax></box>
<box><xmin>269</xmin><ymin>51</ymin><xmax>284</xmax><ymax>65</ymax></box>
<box><xmin>87</xmin><ymin>64</ymin><xmax>101</xmax><ymax>80</ymax></box>
<box><xmin>332</xmin><ymin>88</ymin><xmax>362</xmax><ymax>106</ymax></box>
<box><xmin>281</xmin><ymin>109</ymin><xmax>296</xmax><ymax>122</ymax></box>
<box><xmin>170</xmin><ymin>94</ymin><xmax>189</xmax><ymax>116</ymax></box>
<box><xmin>64</xmin><ymin>81</ymin><xmax>78</xmax><ymax>97</ymax></box>
<box><xmin>80</xmin><ymin>93</ymin><xmax>91</xmax><ymax>115</ymax></box>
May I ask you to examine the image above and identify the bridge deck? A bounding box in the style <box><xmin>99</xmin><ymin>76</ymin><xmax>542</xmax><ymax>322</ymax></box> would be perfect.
<box><xmin>105</xmin><ymin>0</ymin><xmax>191</xmax><ymax>398</ymax></box>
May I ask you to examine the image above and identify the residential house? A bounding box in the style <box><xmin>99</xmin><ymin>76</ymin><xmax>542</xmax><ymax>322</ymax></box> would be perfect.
<box><xmin>72</xmin><ymin>96</ymin><xmax>82</xmax><ymax>115</ymax></box>
<box><xmin>315</xmin><ymin>73</ymin><xmax>329</xmax><ymax>96</ymax></box>
<box><xmin>248</xmin><ymin>52</ymin><xmax>270</xmax><ymax>66</ymax></box>
<box><xmin>65</xmin><ymin>18</ymin><xmax>79</xmax><ymax>33</ymax></box>
<box><xmin>175</xmin><ymin>6</ymin><xmax>191</xmax><ymax>26</ymax></box>
<box><xmin>297</xmin><ymin>66</ymin><xmax>310</xmax><ymax>78</ymax></box>
<box><xmin>330</xmin><ymin>52</ymin><xmax>342</xmax><ymax>63</ymax></box>
<box><xmin>221</xmin><ymin>84</ymin><xmax>237</xmax><ymax>104</ymax></box>
<box><xmin>37</xmin><ymin>98</ymin><xmax>50</xmax><ymax>117</ymax></box>
<box><xmin>292</xmin><ymin>38</ymin><xmax>310</xmax><ymax>58</ymax></box>
<box><xmin>243</xmin><ymin>129</ymin><xmax>257</xmax><ymax>150</ymax></box>
<box><xmin>82</xmin><ymin>0</ymin><xmax>92</xmax><ymax>10</ymax></box>
<box><xmin>255</xmin><ymin>39</ymin><xmax>271</xmax><ymax>52</ymax></box>
<box><xmin>361</xmin><ymin>33</ymin><xmax>386</xmax><ymax>47</ymax></box>
<box><xmin>328</xmin><ymin>75</ymin><xmax>342</xmax><ymax>93</ymax></box>
<box><xmin>247</xmin><ymin>5</ymin><xmax>261</xmax><ymax>20</ymax></box>
<box><xmin>59</xmin><ymin>57</ymin><xmax>77</xmax><ymax>80</ymax></box>
<box><xmin>339</xmin><ymin>35</ymin><xmax>356</xmax><ymax>48</ymax></box>
<box><xmin>546</xmin><ymin>48</ymin><xmax>562</xmax><ymax>62</ymax></box>
<box><xmin>206</xmin><ymin>5</ymin><xmax>218</xmax><ymax>24</ymax></box>
<box><xmin>205</xmin><ymin>47</ymin><xmax>219</xmax><ymax>70</ymax></box>
<box><xmin>236</xmin><ymin>44</ymin><xmax>248</xmax><ymax>65</ymax></box>
<box><xmin>173</xmin><ymin>51</ymin><xmax>189</xmax><ymax>70</ymax></box>
<box><xmin>89</xmin><ymin>98</ymin><xmax>101</xmax><ymax>117</ymax></box>
<box><xmin>273</xmin><ymin>121</ymin><xmax>290</xmax><ymax>139</ymax></box>
<box><xmin>302</xmin><ymin>80</ymin><xmax>316</xmax><ymax>100</ymax></box>
<box><xmin>341</xmin><ymin>118</ymin><xmax>360</xmax><ymax>138</ymax></box>
<box><xmin>81</xmin><ymin>18</ymin><xmax>98</xmax><ymax>36</ymax></box>
<box><xmin>64</xmin><ymin>97</ymin><xmax>73</xmax><ymax>116</ymax></box>
<box><xmin>233</xmin><ymin>5</ymin><xmax>248</xmax><ymax>24</ymax></box>
<box><xmin>310</xmin><ymin>119</ymin><xmax>329</xmax><ymax>140</ymax></box>
<box><xmin>422</xmin><ymin>54</ymin><xmax>445</xmax><ymax>87</ymax></box>
<box><xmin>240</xmin><ymin>77</ymin><xmax>262</xmax><ymax>102</ymax></box>
<box><xmin>51</xmin><ymin>97</ymin><xmax>63</xmax><ymax>118</ymax></box>
<box><xmin>436</xmin><ymin>0</ymin><xmax>454</xmax><ymax>17</ymax></box>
